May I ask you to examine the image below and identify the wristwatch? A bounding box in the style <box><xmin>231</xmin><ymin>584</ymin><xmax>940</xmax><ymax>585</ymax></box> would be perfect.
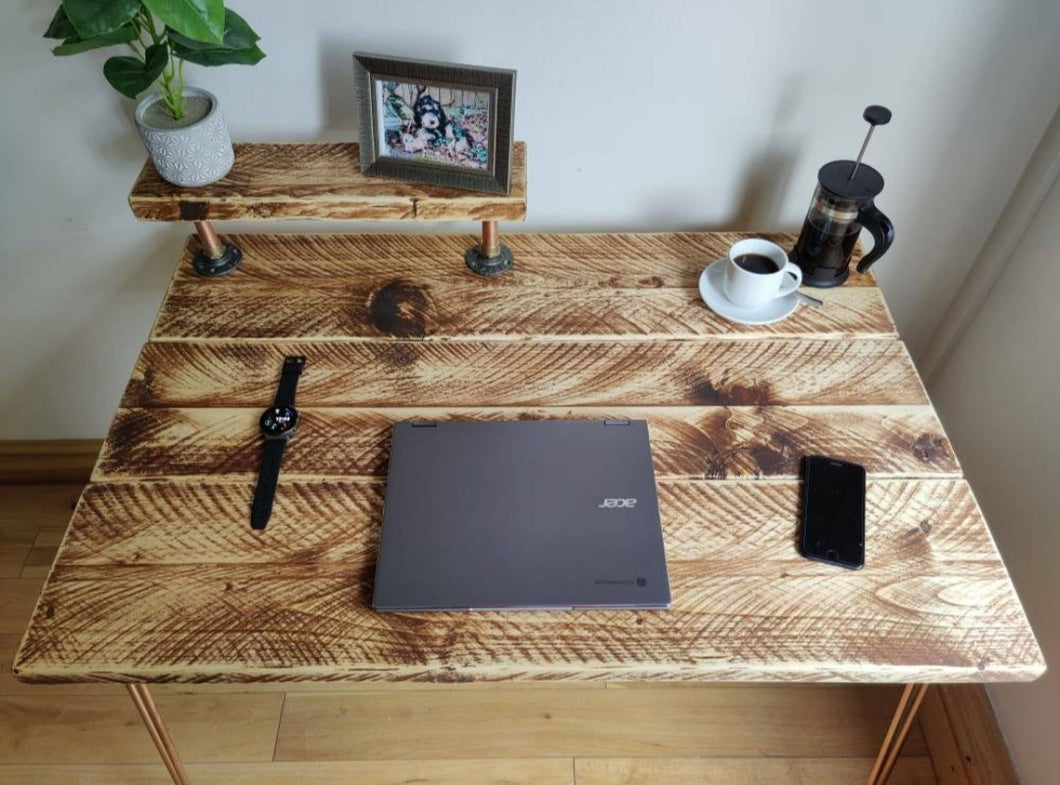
<box><xmin>251</xmin><ymin>355</ymin><xmax>306</xmax><ymax>530</ymax></box>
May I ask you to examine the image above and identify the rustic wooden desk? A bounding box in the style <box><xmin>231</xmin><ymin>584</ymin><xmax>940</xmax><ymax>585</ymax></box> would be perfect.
<box><xmin>14</xmin><ymin>231</ymin><xmax>1044</xmax><ymax>785</ymax></box>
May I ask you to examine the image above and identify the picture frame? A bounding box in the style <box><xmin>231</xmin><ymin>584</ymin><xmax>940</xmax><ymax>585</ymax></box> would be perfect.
<box><xmin>353</xmin><ymin>52</ymin><xmax>516</xmax><ymax>195</ymax></box>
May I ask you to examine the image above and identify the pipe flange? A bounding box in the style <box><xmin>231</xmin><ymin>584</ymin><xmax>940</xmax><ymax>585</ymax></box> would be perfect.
<box><xmin>193</xmin><ymin>243</ymin><xmax>243</xmax><ymax>277</ymax></box>
<box><xmin>465</xmin><ymin>244</ymin><xmax>513</xmax><ymax>276</ymax></box>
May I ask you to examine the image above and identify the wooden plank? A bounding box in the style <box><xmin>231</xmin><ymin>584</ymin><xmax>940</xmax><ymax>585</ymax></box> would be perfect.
<box><xmin>0</xmin><ymin>693</ymin><xmax>282</xmax><ymax>763</ymax></box>
<box><xmin>0</xmin><ymin>548</ymin><xmax>28</xmax><ymax>579</ymax></box>
<box><xmin>920</xmin><ymin>687</ymin><xmax>970</xmax><ymax>785</ymax></box>
<box><xmin>13</xmin><ymin>479</ymin><xmax>1044</xmax><ymax>684</ymax></box>
<box><xmin>932</xmin><ymin>682</ymin><xmax>1021</xmax><ymax>779</ymax></box>
<box><xmin>31</xmin><ymin>529</ymin><xmax>66</xmax><ymax>549</ymax></box>
<box><xmin>128</xmin><ymin>142</ymin><xmax>527</xmax><ymax>222</ymax></box>
<box><xmin>0</xmin><ymin>760</ymin><xmax>575</xmax><ymax>785</ymax></box>
<box><xmin>0</xmin><ymin>485</ymin><xmax>83</xmax><ymax>534</ymax></box>
<box><xmin>274</xmin><ymin>686</ymin><xmax>926</xmax><ymax>760</ymax></box>
<box><xmin>162</xmin><ymin>232</ymin><xmax>876</xmax><ymax>288</ymax></box>
<box><xmin>0</xmin><ymin>632</ymin><xmax>597</xmax><ymax>699</ymax></box>
<box><xmin>0</xmin><ymin>579</ymin><xmax>44</xmax><ymax>635</ymax></box>
<box><xmin>19</xmin><ymin>548</ymin><xmax>57</xmax><ymax>580</ymax></box>
<box><xmin>575</xmin><ymin>757</ymin><xmax>937</xmax><ymax>785</ymax></box>
<box><xmin>0</xmin><ymin>632</ymin><xmax>125</xmax><ymax>698</ymax></box>
<box><xmin>121</xmin><ymin>339</ymin><xmax>927</xmax><ymax>409</ymax></box>
<box><xmin>0</xmin><ymin>443</ymin><xmax>99</xmax><ymax>485</ymax></box>
<box><xmin>154</xmin><ymin>272</ymin><xmax>892</xmax><ymax>341</ymax></box>
<box><xmin>94</xmin><ymin>405</ymin><xmax>960</xmax><ymax>482</ymax></box>
<box><xmin>150</xmin><ymin>233</ymin><xmax>889</xmax><ymax>341</ymax></box>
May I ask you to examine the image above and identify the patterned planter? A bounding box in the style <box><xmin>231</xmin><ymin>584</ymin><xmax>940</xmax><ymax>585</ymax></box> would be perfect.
<box><xmin>135</xmin><ymin>87</ymin><xmax>234</xmax><ymax>187</ymax></box>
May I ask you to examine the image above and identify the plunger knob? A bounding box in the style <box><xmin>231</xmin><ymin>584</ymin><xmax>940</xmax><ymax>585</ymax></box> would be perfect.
<box><xmin>863</xmin><ymin>105</ymin><xmax>892</xmax><ymax>126</ymax></box>
<box><xmin>850</xmin><ymin>105</ymin><xmax>892</xmax><ymax>180</ymax></box>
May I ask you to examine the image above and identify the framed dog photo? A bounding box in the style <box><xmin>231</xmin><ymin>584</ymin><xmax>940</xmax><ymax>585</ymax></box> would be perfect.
<box><xmin>353</xmin><ymin>52</ymin><xmax>516</xmax><ymax>194</ymax></box>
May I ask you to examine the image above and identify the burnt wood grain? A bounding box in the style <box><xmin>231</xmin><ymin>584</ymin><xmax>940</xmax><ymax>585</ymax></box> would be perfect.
<box><xmin>13</xmin><ymin>479</ymin><xmax>1043</xmax><ymax>684</ymax></box>
<box><xmin>166</xmin><ymin>231</ymin><xmax>875</xmax><ymax>288</ymax></box>
<box><xmin>121</xmin><ymin>339</ymin><xmax>926</xmax><ymax>409</ymax></box>
<box><xmin>95</xmin><ymin>406</ymin><xmax>958</xmax><ymax>482</ymax></box>
<box><xmin>128</xmin><ymin>143</ymin><xmax>528</xmax><ymax>222</ymax></box>
<box><xmin>12</xmin><ymin>229</ymin><xmax>1044</xmax><ymax>688</ymax></box>
<box><xmin>151</xmin><ymin>234</ymin><xmax>889</xmax><ymax>340</ymax></box>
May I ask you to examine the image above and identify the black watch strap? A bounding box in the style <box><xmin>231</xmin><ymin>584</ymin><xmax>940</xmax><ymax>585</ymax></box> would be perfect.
<box><xmin>251</xmin><ymin>356</ymin><xmax>306</xmax><ymax>531</ymax></box>
<box><xmin>275</xmin><ymin>356</ymin><xmax>306</xmax><ymax>407</ymax></box>
<box><xmin>251</xmin><ymin>438</ymin><xmax>287</xmax><ymax>531</ymax></box>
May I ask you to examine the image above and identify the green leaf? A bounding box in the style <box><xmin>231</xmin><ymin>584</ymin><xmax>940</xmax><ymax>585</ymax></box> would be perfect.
<box><xmin>43</xmin><ymin>6</ymin><xmax>77</xmax><ymax>39</ymax></box>
<box><xmin>103</xmin><ymin>44</ymin><xmax>168</xmax><ymax>99</ymax></box>
<box><xmin>219</xmin><ymin>8</ymin><xmax>259</xmax><ymax>49</ymax></box>
<box><xmin>142</xmin><ymin>0</ymin><xmax>224</xmax><ymax>44</ymax></box>
<box><xmin>104</xmin><ymin>57</ymin><xmax>149</xmax><ymax>98</ymax></box>
<box><xmin>60</xmin><ymin>0</ymin><xmax>140</xmax><ymax>38</ymax></box>
<box><xmin>166</xmin><ymin>7</ymin><xmax>260</xmax><ymax>51</ymax></box>
<box><xmin>51</xmin><ymin>24</ymin><xmax>138</xmax><ymax>56</ymax></box>
<box><xmin>172</xmin><ymin>41</ymin><xmax>264</xmax><ymax>66</ymax></box>
<box><xmin>144</xmin><ymin>42</ymin><xmax>169</xmax><ymax>73</ymax></box>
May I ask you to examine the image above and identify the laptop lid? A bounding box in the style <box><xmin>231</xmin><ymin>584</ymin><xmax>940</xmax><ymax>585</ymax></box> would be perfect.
<box><xmin>373</xmin><ymin>419</ymin><xmax>671</xmax><ymax>611</ymax></box>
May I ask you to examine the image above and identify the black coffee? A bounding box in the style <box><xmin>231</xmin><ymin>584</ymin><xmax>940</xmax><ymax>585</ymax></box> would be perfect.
<box><xmin>791</xmin><ymin>220</ymin><xmax>861</xmax><ymax>276</ymax></box>
<box><xmin>734</xmin><ymin>253</ymin><xmax>780</xmax><ymax>274</ymax></box>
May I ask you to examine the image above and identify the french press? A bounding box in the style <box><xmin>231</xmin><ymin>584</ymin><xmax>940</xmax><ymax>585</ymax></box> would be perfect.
<box><xmin>791</xmin><ymin>106</ymin><xmax>895</xmax><ymax>287</ymax></box>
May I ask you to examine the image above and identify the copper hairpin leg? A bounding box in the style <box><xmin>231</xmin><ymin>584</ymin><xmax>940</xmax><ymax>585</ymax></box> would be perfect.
<box><xmin>127</xmin><ymin>684</ymin><xmax>193</xmax><ymax>785</ymax></box>
<box><xmin>866</xmin><ymin>683</ymin><xmax>930</xmax><ymax>785</ymax></box>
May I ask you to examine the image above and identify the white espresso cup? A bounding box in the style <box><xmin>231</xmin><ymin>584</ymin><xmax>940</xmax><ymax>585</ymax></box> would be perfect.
<box><xmin>722</xmin><ymin>238</ymin><xmax>803</xmax><ymax>309</ymax></box>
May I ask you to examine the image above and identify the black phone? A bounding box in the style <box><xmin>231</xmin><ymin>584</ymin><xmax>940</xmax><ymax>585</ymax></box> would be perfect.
<box><xmin>800</xmin><ymin>456</ymin><xmax>866</xmax><ymax>570</ymax></box>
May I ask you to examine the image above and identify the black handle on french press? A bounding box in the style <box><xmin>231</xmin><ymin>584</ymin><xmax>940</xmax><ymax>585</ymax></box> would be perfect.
<box><xmin>855</xmin><ymin>203</ymin><xmax>894</xmax><ymax>272</ymax></box>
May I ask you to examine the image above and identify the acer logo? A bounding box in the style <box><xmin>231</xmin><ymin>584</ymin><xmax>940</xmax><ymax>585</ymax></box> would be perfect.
<box><xmin>598</xmin><ymin>498</ymin><xmax>637</xmax><ymax>509</ymax></box>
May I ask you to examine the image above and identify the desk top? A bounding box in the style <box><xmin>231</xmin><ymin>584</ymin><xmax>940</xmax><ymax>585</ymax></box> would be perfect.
<box><xmin>14</xmin><ymin>231</ymin><xmax>1045</xmax><ymax>685</ymax></box>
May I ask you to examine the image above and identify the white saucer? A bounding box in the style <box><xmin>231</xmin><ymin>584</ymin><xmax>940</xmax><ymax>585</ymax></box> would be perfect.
<box><xmin>698</xmin><ymin>258</ymin><xmax>800</xmax><ymax>325</ymax></box>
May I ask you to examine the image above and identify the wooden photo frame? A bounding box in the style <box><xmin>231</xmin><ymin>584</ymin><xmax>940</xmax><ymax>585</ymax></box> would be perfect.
<box><xmin>353</xmin><ymin>52</ymin><xmax>516</xmax><ymax>194</ymax></box>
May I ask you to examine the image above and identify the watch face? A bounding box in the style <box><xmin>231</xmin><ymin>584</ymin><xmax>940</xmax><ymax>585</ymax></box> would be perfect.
<box><xmin>260</xmin><ymin>405</ymin><xmax>298</xmax><ymax>437</ymax></box>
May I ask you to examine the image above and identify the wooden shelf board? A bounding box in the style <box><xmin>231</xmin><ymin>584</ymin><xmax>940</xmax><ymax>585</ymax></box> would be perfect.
<box><xmin>128</xmin><ymin>141</ymin><xmax>527</xmax><ymax>223</ymax></box>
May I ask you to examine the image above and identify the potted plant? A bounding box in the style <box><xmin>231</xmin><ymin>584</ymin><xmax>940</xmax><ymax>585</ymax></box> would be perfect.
<box><xmin>44</xmin><ymin>0</ymin><xmax>264</xmax><ymax>187</ymax></box>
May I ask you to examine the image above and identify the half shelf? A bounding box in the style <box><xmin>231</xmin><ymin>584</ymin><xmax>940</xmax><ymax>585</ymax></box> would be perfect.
<box><xmin>129</xmin><ymin>141</ymin><xmax>527</xmax><ymax>223</ymax></box>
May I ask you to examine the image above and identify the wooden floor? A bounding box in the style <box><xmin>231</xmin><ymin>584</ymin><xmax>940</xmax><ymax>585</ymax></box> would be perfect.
<box><xmin>0</xmin><ymin>484</ymin><xmax>939</xmax><ymax>784</ymax></box>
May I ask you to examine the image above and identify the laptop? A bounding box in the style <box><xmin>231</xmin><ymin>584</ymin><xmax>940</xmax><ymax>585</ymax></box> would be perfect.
<box><xmin>372</xmin><ymin>419</ymin><xmax>671</xmax><ymax>612</ymax></box>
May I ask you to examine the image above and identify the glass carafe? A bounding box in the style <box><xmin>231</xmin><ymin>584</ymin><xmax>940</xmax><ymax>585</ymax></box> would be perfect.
<box><xmin>791</xmin><ymin>161</ymin><xmax>894</xmax><ymax>288</ymax></box>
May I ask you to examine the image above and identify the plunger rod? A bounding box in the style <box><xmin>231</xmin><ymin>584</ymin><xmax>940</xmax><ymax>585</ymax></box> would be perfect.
<box><xmin>849</xmin><ymin>127</ymin><xmax>875</xmax><ymax>181</ymax></box>
<box><xmin>849</xmin><ymin>105</ymin><xmax>892</xmax><ymax>181</ymax></box>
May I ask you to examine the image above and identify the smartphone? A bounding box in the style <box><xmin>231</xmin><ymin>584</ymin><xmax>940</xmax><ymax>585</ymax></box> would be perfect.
<box><xmin>800</xmin><ymin>456</ymin><xmax>866</xmax><ymax>569</ymax></box>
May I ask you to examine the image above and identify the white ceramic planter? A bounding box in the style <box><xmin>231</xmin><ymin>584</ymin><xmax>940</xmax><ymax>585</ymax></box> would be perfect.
<box><xmin>135</xmin><ymin>87</ymin><xmax>234</xmax><ymax>187</ymax></box>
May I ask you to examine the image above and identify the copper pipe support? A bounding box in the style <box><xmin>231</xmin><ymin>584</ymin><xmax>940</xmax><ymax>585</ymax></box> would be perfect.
<box><xmin>465</xmin><ymin>220</ymin><xmax>512</xmax><ymax>275</ymax></box>
<box><xmin>480</xmin><ymin>220</ymin><xmax>500</xmax><ymax>259</ymax></box>
<box><xmin>193</xmin><ymin>220</ymin><xmax>225</xmax><ymax>260</ymax></box>
<box><xmin>127</xmin><ymin>684</ymin><xmax>193</xmax><ymax>785</ymax></box>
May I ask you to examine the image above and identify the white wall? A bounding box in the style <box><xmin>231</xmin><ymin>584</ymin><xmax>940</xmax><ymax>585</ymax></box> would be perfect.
<box><xmin>2</xmin><ymin>0</ymin><xmax>1059</xmax><ymax>439</ymax></box>
<box><xmin>930</xmin><ymin>173</ymin><xmax>1060</xmax><ymax>785</ymax></box>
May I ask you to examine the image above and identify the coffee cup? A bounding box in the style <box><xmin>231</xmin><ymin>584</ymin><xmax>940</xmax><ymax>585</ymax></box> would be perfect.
<box><xmin>723</xmin><ymin>239</ymin><xmax>803</xmax><ymax>309</ymax></box>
